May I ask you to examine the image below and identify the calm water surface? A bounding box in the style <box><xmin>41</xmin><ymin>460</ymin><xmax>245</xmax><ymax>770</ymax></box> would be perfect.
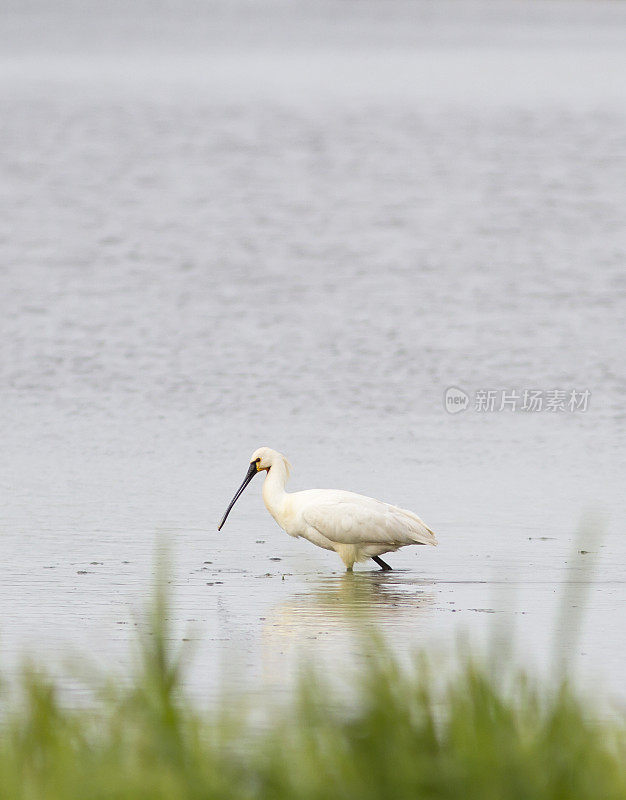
<box><xmin>1</xmin><ymin>0</ymin><xmax>625</xmax><ymax>704</ymax></box>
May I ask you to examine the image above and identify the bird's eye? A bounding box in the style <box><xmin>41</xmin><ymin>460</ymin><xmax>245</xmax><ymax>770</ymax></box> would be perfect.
<box><xmin>255</xmin><ymin>457</ymin><xmax>261</xmax><ymax>463</ymax></box>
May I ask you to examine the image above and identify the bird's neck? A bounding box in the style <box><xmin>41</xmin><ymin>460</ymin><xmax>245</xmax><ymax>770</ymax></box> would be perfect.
<box><xmin>262</xmin><ymin>459</ymin><xmax>289</xmax><ymax>519</ymax></box>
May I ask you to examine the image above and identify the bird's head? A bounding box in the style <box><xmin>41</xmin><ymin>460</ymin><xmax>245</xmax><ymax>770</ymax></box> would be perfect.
<box><xmin>218</xmin><ymin>447</ymin><xmax>290</xmax><ymax>531</ymax></box>
<box><xmin>249</xmin><ymin>446</ymin><xmax>287</xmax><ymax>472</ymax></box>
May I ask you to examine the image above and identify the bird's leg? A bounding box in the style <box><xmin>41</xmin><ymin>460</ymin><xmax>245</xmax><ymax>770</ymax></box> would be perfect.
<box><xmin>372</xmin><ymin>556</ymin><xmax>392</xmax><ymax>571</ymax></box>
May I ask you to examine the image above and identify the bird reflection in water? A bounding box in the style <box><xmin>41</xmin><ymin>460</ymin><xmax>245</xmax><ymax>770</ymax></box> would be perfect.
<box><xmin>260</xmin><ymin>572</ymin><xmax>436</xmax><ymax>688</ymax></box>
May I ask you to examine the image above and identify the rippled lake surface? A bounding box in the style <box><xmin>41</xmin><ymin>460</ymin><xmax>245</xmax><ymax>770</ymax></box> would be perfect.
<box><xmin>1</xmin><ymin>0</ymin><xmax>625</xmax><ymax>703</ymax></box>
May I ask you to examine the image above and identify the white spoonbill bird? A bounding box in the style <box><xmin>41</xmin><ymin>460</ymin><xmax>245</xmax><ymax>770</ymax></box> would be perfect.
<box><xmin>218</xmin><ymin>447</ymin><xmax>437</xmax><ymax>571</ymax></box>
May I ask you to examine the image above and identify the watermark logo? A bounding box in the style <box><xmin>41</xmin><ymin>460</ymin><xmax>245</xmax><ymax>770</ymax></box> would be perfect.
<box><xmin>444</xmin><ymin>386</ymin><xmax>470</xmax><ymax>414</ymax></box>
<box><xmin>443</xmin><ymin>388</ymin><xmax>591</xmax><ymax>414</ymax></box>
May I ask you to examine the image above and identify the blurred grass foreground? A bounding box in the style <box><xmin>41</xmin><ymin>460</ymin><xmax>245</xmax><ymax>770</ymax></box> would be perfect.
<box><xmin>1</xmin><ymin>577</ymin><xmax>625</xmax><ymax>800</ymax></box>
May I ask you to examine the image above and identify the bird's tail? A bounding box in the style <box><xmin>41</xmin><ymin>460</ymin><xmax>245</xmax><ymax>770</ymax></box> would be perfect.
<box><xmin>400</xmin><ymin>507</ymin><xmax>438</xmax><ymax>546</ymax></box>
<box><xmin>424</xmin><ymin>524</ymin><xmax>438</xmax><ymax>545</ymax></box>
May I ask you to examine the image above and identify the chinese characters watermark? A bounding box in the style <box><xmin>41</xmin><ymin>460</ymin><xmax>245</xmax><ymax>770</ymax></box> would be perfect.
<box><xmin>443</xmin><ymin>387</ymin><xmax>590</xmax><ymax>414</ymax></box>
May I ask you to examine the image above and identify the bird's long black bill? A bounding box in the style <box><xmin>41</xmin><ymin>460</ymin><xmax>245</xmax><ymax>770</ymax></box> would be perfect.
<box><xmin>218</xmin><ymin>463</ymin><xmax>258</xmax><ymax>530</ymax></box>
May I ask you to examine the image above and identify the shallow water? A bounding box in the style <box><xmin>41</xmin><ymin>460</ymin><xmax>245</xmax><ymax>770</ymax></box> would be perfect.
<box><xmin>1</xmin><ymin>0</ymin><xmax>625</xmax><ymax>704</ymax></box>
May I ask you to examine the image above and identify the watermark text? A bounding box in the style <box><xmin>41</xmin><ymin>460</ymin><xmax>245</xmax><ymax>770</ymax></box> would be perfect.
<box><xmin>443</xmin><ymin>387</ymin><xmax>590</xmax><ymax>414</ymax></box>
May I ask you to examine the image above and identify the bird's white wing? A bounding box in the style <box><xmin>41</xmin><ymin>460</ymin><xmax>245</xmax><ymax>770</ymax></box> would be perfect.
<box><xmin>302</xmin><ymin>495</ymin><xmax>437</xmax><ymax>547</ymax></box>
